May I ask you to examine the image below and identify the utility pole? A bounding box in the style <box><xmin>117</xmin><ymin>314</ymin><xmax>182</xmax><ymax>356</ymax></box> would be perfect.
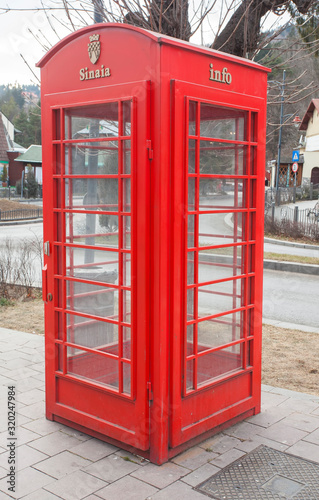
<box><xmin>276</xmin><ymin>70</ymin><xmax>285</xmax><ymax>191</ymax></box>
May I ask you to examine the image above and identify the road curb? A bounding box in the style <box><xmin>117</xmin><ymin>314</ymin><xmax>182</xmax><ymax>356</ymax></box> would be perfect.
<box><xmin>0</xmin><ymin>218</ymin><xmax>43</xmax><ymax>226</ymax></box>
<box><xmin>262</xmin><ymin>318</ymin><xmax>319</xmax><ymax>334</ymax></box>
<box><xmin>264</xmin><ymin>237</ymin><xmax>319</xmax><ymax>251</ymax></box>
<box><xmin>264</xmin><ymin>259</ymin><xmax>319</xmax><ymax>275</ymax></box>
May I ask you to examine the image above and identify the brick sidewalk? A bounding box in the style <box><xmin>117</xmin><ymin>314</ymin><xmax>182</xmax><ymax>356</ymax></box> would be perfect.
<box><xmin>0</xmin><ymin>327</ymin><xmax>319</xmax><ymax>499</ymax></box>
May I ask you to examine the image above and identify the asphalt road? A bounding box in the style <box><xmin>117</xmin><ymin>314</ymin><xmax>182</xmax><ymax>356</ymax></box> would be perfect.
<box><xmin>1</xmin><ymin>220</ymin><xmax>319</xmax><ymax>329</ymax></box>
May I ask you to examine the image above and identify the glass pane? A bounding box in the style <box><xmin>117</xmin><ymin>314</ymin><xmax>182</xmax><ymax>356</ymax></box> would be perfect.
<box><xmin>122</xmin><ymin>327</ymin><xmax>131</xmax><ymax>360</ymax></box>
<box><xmin>53</xmin><ymin>179</ymin><xmax>62</xmax><ymax>209</ymax></box>
<box><xmin>67</xmin><ymin>347</ymin><xmax>119</xmax><ymax>389</ymax></box>
<box><xmin>123</xmin><ymin>362</ymin><xmax>131</xmax><ymax>395</ymax></box>
<box><xmin>188</xmin><ymin>178</ymin><xmax>196</xmax><ymax>211</ymax></box>
<box><xmin>122</xmin><ymin>101</ymin><xmax>131</xmax><ymax>136</ymax></box>
<box><xmin>188</xmin><ymin>139</ymin><xmax>196</xmax><ymax>173</ymax></box>
<box><xmin>198</xmin><ymin>246</ymin><xmax>244</xmax><ymax>282</ymax></box>
<box><xmin>65</xmin><ymin>143</ymin><xmax>118</xmax><ymax>176</ymax></box>
<box><xmin>187</xmin><ymin>288</ymin><xmax>195</xmax><ymax>320</ymax></box>
<box><xmin>200</xmin><ymin>103</ymin><xmax>247</xmax><ymax>141</ymax></box>
<box><xmin>197</xmin><ymin>344</ymin><xmax>243</xmax><ymax>386</ymax></box>
<box><xmin>189</xmin><ymin>101</ymin><xmax>197</xmax><ymax>135</ymax></box>
<box><xmin>251</xmin><ymin>113</ymin><xmax>257</xmax><ymax>142</ymax></box>
<box><xmin>186</xmin><ymin>324</ymin><xmax>194</xmax><ymax>355</ymax></box>
<box><xmin>122</xmin><ymin>290</ymin><xmax>131</xmax><ymax>324</ymax></box>
<box><xmin>122</xmin><ymin>254</ymin><xmax>131</xmax><ymax>287</ymax></box>
<box><xmin>66</xmin><ymin>212</ymin><xmax>119</xmax><ymax>247</ymax></box>
<box><xmin>198</xmin><ymin>213</ymin><xmax>245</xmax><ymax>247</ymax></box>
<box><xmin>188</xmin><ymin>215</ymin><xmax>195</xmax><ymax>248</ymax></box>
<box><xmin>199</xmin><ymin>180</ymin><xmax>244</xmax><ymax>211</ymax></box>
<box><xmin>186</xmin><ymin>359</ymin><xmax>194</xmax><ymax>391</ymax></box>
<box><xmin>187</xmin><ymin>252</ymin><xmax>195</xmax><ymax>285</ymax></box>
<box><xmin>198</xmin><ymin>312</ymin><xmax>242</xmax><ymax>352</ymax></box>
<box><xmin>54</xmin><ymin>110</ymin><xmax>61</xmax><ymax>140</ymax></box>
<box><xmin>250</xmin><ymin>147</ymin><xmax>257</xmax><ymax>175</ymax></box>
<box><xmin>122</xmin><ymin>179</ymin><xmax>131</xmax><ymax>212</ymax></box>
<box><xmin>200</xmin><ymin>142</ymin><xmax>246</xmax><ymax>176</ymax></box>
<box><xmin>65</xmin><ymin>177</ymin><xmax>118</xmax><ymax>212</ymax></box>
<box><xmin>65</xmin><ymin>102</ymin><xmax>119</xmax><ymax>139</ymax></box>
<box><xmin>198</xmin><ymin>281</ymin><xmax>243</xmax><ymax>320</ymax></box>
<box><xmin>123</xmin><ymin>140</ymin><xmax>131</xmax><ymax>174</ymax></box>
<box><xmin>66</xmin><ymin>247</ymin><xmax>119</xmax><ymax>283</ymax></box>
<box><xmin>66</xmin><ymin>313</ymin><xmax>118</xmax><ymax>353</ymax></box>
<box><xmin>122</xmin><ymin>216</ymin><xmax>131</xmax><ymax>250</ymax></box>
<box><xmin>66</xmin><ymin>281</ymin><xmax>119</xmax><ymax>321</ymax></box>
<box><xmin>53</xmin><ymin>145</ymin><xmax>61</xmax><ymax>175</ymax></box>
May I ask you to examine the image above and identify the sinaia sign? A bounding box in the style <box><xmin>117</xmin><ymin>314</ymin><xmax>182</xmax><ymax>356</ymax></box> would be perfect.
<box><xmin>79</xmin><ymin>34</ymin><xmax>111</xmax><ymax>81</ymax></box>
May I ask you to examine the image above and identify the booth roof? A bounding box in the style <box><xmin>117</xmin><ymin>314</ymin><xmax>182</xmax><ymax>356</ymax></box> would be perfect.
<box><xmin>36</xmin><ymin>23</ymin><xmax>270</xmax><ymax>74</ymax></box>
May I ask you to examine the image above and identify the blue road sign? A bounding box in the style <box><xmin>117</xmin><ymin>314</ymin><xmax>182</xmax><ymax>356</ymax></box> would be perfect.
<box><xmin>292</xmin><ymin>150</ymin><xmax>300</xmax><ymax>162</ymax></box>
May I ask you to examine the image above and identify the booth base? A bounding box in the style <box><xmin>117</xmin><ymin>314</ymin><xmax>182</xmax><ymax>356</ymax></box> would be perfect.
<box><xmin>49</xmin><ymin>407</ymin><xmax>256</xmax><ymax>465</ymax></box>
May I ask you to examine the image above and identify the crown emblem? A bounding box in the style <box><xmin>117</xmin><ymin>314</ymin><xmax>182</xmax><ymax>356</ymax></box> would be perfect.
<box><xmin>88</xmin><ymin>34</ymin><xmax>101</xmax><ymax>64</ymax></box>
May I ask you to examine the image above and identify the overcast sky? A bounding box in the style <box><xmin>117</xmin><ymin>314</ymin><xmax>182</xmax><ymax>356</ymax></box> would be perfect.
<box><xmin>0</xmin><ymin>0</ymin><xmax>288</xmax><ymax>86</ymax></box>
<box><xmin>0</xmin><ymin>0</ymin><xmax>72</xmax><ymax>85</ymax></box>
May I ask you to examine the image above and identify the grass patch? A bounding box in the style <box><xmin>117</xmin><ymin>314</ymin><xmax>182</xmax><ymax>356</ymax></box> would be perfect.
<box><xmin>0</xmin><ymin>297</ymin><xmax>14</xmax><ymax>307</ymax></box>
<box><xmin>264</xmin><ymin>252</ymin><xmax>319</xmax><ymax>265</ymax></box>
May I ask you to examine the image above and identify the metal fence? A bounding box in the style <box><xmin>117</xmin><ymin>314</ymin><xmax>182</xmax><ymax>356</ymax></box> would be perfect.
<box><xmin>265</xmin><ymin>183</ymin><xmax>319</xmax><ymax>207</ymax></box>
<box><xmin>0</xmin><ymin>208</ymin><xmax>43</xmax><ymax>221</ymax></box>
<box><xmin>265</xmin><ymin>203</ymin><xmax>319</xmax><ymax>240</ymax></box>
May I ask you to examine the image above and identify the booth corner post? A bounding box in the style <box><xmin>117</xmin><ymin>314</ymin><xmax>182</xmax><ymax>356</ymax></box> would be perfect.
<box><xmin>38</xmin><ymin>24</ymin><xmax>269</xmax><ymax>464</ymax></box>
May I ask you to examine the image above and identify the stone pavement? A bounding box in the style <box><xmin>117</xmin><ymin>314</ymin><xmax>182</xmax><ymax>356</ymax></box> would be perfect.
<box><xmin>0</xmin><ymin>327</ymin><xmax>319</xmax><ymax>500</ymax></box>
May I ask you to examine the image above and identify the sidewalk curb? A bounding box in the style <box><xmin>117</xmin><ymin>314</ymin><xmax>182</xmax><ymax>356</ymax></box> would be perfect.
<box><xmin>0</xmin><ymin>218</ymin><xmax>43</xmax><ymax>226</ymax></box>
<box><xmin>264</xmin><ymin>237</ymin><xmax>319</xmax><ymax>251</ymax></box>
<box><xmin>264</xmin><ymin>258</ymin><xmax>319</xmax><ymax>275</ymax></box>
<box><xmin>262</xmin><ymin>318</ymin><xmax>319</xmax><ymax>334</ymax></box>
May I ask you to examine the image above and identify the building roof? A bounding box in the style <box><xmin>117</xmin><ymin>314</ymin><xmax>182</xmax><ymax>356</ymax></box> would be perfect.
<box><xmin>0</xmin><ymin>116</ymin><xmax>9</xmax><ymax>163</ymax></box>
<box><xmin>299</xmin><ymin>99</ymin><xmax>319</xmax><ymax>131</ymax></box>
<box><xmin>15</xmin><ymin>145</ymin><xmax>42</xmax><ymax>164</ymax></box>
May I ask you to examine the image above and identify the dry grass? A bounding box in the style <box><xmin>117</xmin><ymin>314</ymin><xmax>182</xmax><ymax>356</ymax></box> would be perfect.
<box><xmin>0</xmin><ymin>199</ymin><xmax>40</xmax><ymax>211</ymax></box>
<box><xmin>264</xmin><ymin>252</ymin><xmax>319</xmax><ymax>266</ymax></box>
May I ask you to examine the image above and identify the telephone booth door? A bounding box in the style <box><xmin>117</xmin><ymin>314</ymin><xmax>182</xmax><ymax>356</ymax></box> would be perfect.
<box><xmin>43</xmin><ymin>81</ymin><xmax>151</xmax><ymax>451</ymax></box>
<box><xmin>170</xmin><ymin>81</ymin><xmax>264</xmax><ymax>449</ymax></box>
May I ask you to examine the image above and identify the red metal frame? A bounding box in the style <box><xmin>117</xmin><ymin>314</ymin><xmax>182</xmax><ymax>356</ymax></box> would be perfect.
<box><xmin>38</xmin><ymin>24</ymin><xmax>269</xmax><ymax>464</ymax></box>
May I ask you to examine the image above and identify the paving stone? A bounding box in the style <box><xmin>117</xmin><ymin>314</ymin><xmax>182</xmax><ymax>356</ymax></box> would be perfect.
<box><xmin>70</xmin><ymin>438</ymin><xmax>118</xmax><ymax>461</ymax></box>
<box><xmin>257</xmin><ymin>421</ymin><xmax>308</xmax><ymax>446</ymax></box>
<box><xmin>234</xmin><ymin>434</ymin><xmax>289</xmax><ymax>453</ymax></box>
<box><xmin>17</xmin><ymin>400</ymin><xmax>45</xmax><ymax>419</ymax></box>
<box><xmin>224</xmin><ymin>421</ymin><xmax>261</xmax><ymax>441</ymax></box>
<box><xmin>181</xmin><ymin>463</ymin><xmax>221</xmax><ymax>487</ymax></box>
<box><xmin>29</xmin><ymin>430</ymin><xmax>84</xmax><ymax>456</ymax></box>
<box><xmin>34</xmin><ymin>450</ymin><xmax>92</xmax><ymax>479</ymax></box>
<box><xmin>10</xmin><ymin>369</ymin><xmax>43</xmax><ymax>382</ymax></box>
<box><xmin>199</xmin><ymin>434</ymin><xmax>242</xmax><ymax>454</ymax></box>
<box><xmin>261</xmin><ymin>392</ymin><xmax>289</xmax><ymax>410</ymax></box>
<box><xmin>303</xmin><ymin>427</ymin><xmax>319</xmax><ymax>446</ymax></box>
<box><xmin>17</xmin><ymin>388</ymin><xmax>45</xmax><ymax>406</ymax></box>
<box><xmin>15</xmin><ymin>444</ymin><xmax>48</xmax><ymax>471</ymax></box>
<box><xmin>247</xmin><ymin>406</ymin><xmax>291</xmax><ymax>428</ymax></box>
<box><xmin>151</xmin><ymin>479</ymin><xmax>205</xmax><ymax>499</ymax></box>
<box><xmin>44</xmin><ymin>470</ymin><xmax>107</xmax><ymax>499</ymax></box>
<box><xmin>3</xmin><ymin>357</ymin><xmax>33</xmax><ymax>371</ymax></box>
<box><xmin>287</xmin><ymin>440</ymin><xmax>319</xmax><ymax>464</ymax></box>
<box><xmin>21</xmin><ymin>490</ymin><xmax>61</xmax><ymax>500</ymax></box>
<box><xmin>0</xmin><ymin>467</ymin><xmax>7</xmax><ymax>480</ymax></box>
<box><xmin>0</xmin><ymin>466</ymin><xmax>54</xmax><ymax>498</ymax></box>
<box><xmin>22</xmin><ymin>417</ymin><xmax>63</xmax><ymax>436</ymax></box>
<box><xmin>279</xmin><ymin>412</ymin><xmax>319</xmax><ymax>433</ymax></box>
<box><xmin>209</xmin><ymin>448</ymin><xmax>246</xmax><ymax>468</ymax></box>
<box><xmin>94</xmin><ymin>475</ymin><xmax>158</xmax><ymax>500</ymax></box>
<box><xmin>84</xmin><ymin>453</ymin><xmax>141</xmax><ymax>482</ymax></box>
<box><xmin>131</xmin><ymin>461</ymin><xmax>187</xmax><ymax>489</ymax></box>
<box><xmin>278</xmin><ymin>397</ymin><xmax>319</xmax><ymax>414</ymax></box>
<box><xmin>59</xmin><ymin>426</ymin><xmax>91</xmax><ymax>442</ymax></box>
<box><xmin>171</xmin><ymin>446</ymin><xmax>218</xmax><ymax>470</ymax></box>
<box><xmin>16</xmin><ymin>426</ymin><xmax>42</xmax><ymax>445</ymax></box>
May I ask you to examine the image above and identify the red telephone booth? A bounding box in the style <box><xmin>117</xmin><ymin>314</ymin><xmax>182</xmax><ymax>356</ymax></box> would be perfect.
<box><xmin>38</xmin><ymin>24</ymin><xmax>269</xmax><ymax>465</ymax></box>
